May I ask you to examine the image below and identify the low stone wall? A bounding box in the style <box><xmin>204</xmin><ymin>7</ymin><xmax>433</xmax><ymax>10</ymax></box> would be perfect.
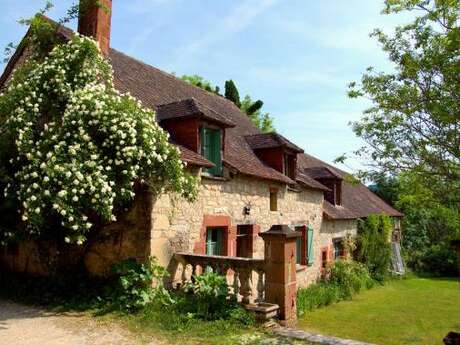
<box><xmin>0</xmin><ymin>188</ymin><xmax>153</xmax><ymax>277</ymax></box>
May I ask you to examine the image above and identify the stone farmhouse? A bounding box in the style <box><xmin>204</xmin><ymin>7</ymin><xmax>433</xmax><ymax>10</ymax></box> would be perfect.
<box><xmin>0</xmin><ymin>0</ymin><xmax>402</xmax><ymax>323</ymax></box>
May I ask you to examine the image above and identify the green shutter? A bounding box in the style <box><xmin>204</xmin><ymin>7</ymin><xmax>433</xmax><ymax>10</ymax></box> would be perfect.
<box><xmin>211</xmin><ymin>130</ymin><xmax>222</xmax><ymax>176</ymax></box>
<box><xmin>202</xmin><ymin>128</ymin><xmax>222</xmax><ymax>176</ymax></box>
<box><xmin>307</xmin><ymin>225</ymin><xmax>314</xmax><ymax>266</ymax></box>
<box><xmin>296</xmin><ymin>236</ymin><xmax>302</xmax><ymax>264</ymax></box>
<box><xmin>215</xmin><ymin>229</ymin><xmax>222</xmax><ymax>255</ymax></box>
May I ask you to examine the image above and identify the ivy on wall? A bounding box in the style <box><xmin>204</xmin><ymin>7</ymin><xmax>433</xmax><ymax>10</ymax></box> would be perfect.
<box><xmin>356</xmin><ymin>214</ymin><xmax>392</xmax><ymax>281</ymax></box>
<box><xmin>0</xmin><ymin>16</ymin><xmax>198</xmax><ymax>245</ymax></box>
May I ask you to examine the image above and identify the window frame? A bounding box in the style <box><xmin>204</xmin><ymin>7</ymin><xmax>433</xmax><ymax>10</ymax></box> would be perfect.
<box><xmin>332</xmin><ymin>238</ymin><xmax>345</xmax><ymax>260</ymax></box>
<box><xmin>206</xmin><ymin>227</ymin><xmax>224</xmax><ymax>256</ymax></box>
<box><xmin>283</xmin><ymin>153</ymin><xmax>295</xmax><ymax>179</ymax></box>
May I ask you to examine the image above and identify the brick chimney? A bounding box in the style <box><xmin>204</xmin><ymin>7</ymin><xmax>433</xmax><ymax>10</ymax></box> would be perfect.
<box><xmin>78</xmin><ymin>0</ymin><xmax>112</xmax><ymax>55</ymax></box>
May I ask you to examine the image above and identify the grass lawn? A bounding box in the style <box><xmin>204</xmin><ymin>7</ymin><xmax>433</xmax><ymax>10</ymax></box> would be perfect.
<box><xmin>297</xmin><ymin>277</ymin><xmax>460</xmax><ymax>345</ymax></box>
<box><xmin>119</xmin><ymin>305</ymin><xmax>313</xmax><ymax>345</ymax></box>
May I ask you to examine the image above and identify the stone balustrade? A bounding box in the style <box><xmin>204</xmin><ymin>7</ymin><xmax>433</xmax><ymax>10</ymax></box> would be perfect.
<box><xmin>172</xmin><ymin>224</ymin><xmax>301</xmax><ymax>326</ymax></box>
<box><xmin>173</xmin><ymin>252</ymin><xmax>266</xmax><ymax>304</ymax></box>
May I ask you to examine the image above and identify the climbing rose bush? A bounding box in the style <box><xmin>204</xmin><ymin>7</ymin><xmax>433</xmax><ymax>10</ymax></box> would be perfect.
<box><xmin>0</xmin><ymin>32</ymin><xmax>197</xmax><ymax>245</ymax></box>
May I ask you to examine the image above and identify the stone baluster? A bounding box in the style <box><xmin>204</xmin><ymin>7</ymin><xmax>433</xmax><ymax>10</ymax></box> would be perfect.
<box><xmin>256</xmin><ymin>269</ymin><xmax>265</xmax><ymax>302</ymax></box>
<box><xmin>233</xmin><ymin>269</ymin><xmax>240</xmax><ymax>300</ymax></box>
<box><xmin>239</xmin><ymin>268</ymin><xmax>252</xmax><ymax>304</ymax></box>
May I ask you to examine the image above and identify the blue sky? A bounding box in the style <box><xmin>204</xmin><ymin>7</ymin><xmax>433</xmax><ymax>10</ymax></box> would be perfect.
<box><xmin>0</xmin><ymin>0</ymin><xmax>411</xmax><ymax>171</ymax></box>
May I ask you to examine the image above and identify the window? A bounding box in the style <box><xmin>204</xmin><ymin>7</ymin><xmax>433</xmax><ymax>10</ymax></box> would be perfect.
<box><xmin>236</xmin><ymin>225</ymin><xmax>251</xmax><ymax>258</ymax></box>
<box><xmin>206</xmin><ymin>227</ymin><xmax>223</xmax><ymax>256</ymax></box>
<box><xmin>295</xmin><ymin>225</ymin><xmax>314</xmax><ymax>266</ymax></box>
<box><xmin>200</xmin><ymin>126</ymin><xmax>222</xmax><ymax>176</ymax></box>
<box><xmin>269</xmin><ymin>188</ymin><xmax>278</xmax><ymax>211</ymax></box>
<box><xmin>295</xmin><ymin>226</ymin><xmax>304</xmax><ymax>265</ymax></box>
<box><xmin>283</xmin><ymin>154</ymin><xmax>295</xmax><ymax>179</ymax></box>
<box><xmin>333</xmin><ymin>239</ymin><xmax>344</xmax><ymax>260</ymax></box>
<box><xmin>321</xmin><ymin>248</ymin><xmax>328</xmax><ymax>269</ymax></box>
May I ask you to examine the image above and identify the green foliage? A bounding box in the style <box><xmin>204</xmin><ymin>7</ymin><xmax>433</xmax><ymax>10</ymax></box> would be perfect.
<box><xmin>182</xmin><ymin>271</ymin><xmax>244</xmax><ymax>321</ymax></box>
<box><xmin>356</xmin><ymin>215</ymin><xmax>393</xmax><ymax>281</ymax></box>
<box><xmin>128</xmin><ymin>303</ymin><xmax>260</xmax><ymax>345</ymax></box>
<box><xmin>297</xmin><ymin>282</ymin><xmax>342</xmax><ymax>314</ymax></box>
<box><xmin>328</xmin><ymin>260</ymin><xmax>375</xmax><ymax>298</ymax></box>
<box><xmin>224</xmin><ymin>80</ymin><xmax>241</xmax><ymax>108</ymax></box>
<box><xmin>180</xmin><ymin>74</ymin><xmax>274</xmax><ymax>133</ymax></box>
<box><xmin>240</xmin><ymin>95</ymin><xmax>274</xmax><ymax>133</ymax></box>
<box><xmin>181</xmin><ymin>74</ymin><xmax>220</xmax><ymax>94</ymax></box>
<box><xmin>397</xmin><ymin>174</ymin><xmax>460</xmax><ymax>276</ymax></box>
<box><xmin>0</xmin><ymin>17</ymin><xmax>197</xmax><ymax>245</ymax></box>
<box><xmin>348</xmin><ymin>0</ymin><xmax>460</xmax><ymax>189</ymax></box>
<box><xmin>108</xmin><ymin>257</ymin><xmax>174</xmax><ymax>311</ymax></box>
<box><xmin>371</xmin><ymin>173</ymin><xmax>460</xmax><ymax>276</ymax></box>
<box><xmin>297</xmin><ymin>260</ymin><xmax>375</xmax><ymax>315</ymax></box>
<box><xmin>245</xmin><ymin>99</ymin><xmax>263</xmax><ymax>115</ymax></box>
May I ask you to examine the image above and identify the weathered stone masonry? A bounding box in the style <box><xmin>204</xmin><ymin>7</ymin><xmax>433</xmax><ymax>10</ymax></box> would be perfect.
<box><xmin>149</xmin><ymin>173</ymin><xmax>341</xmax><ymax>288</ymax></box>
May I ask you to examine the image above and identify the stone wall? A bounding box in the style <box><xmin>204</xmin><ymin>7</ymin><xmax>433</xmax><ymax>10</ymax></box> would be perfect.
<box><xmin>150</xmin><ymin>173</ymin><xmax>325</xmax><ymax>287</ymax></box>
<box><xmin>0</xmin><ymin>188</ymin><xmax>153</xmax><ymax>277</ymax></box>
<box><xmin>320</xmin><ymin>219</ymin><xmax>357</xmax><ymax>246</ymax></box>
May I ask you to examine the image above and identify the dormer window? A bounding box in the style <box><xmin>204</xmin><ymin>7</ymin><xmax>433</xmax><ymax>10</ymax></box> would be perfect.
<box><xmin>200</xmin><ymin>126</ymin><xmax>222</xmax><ymax>176</ymax></box>
<box><xmin>156</xmin><ymin>98</ymin><xmax>235</xmax><ymax>173</ymax></box>
<box><xmin>304</xmin><ymin>167</ymin><xmax>343</xmax><ymax>205</ymax></box>
<box><xmin>245</xmin><ymin>133</ymin><xmax>303</xmax><ymax>181</ymax></box>
<box><xmin>283</xmin><ymin>153</ymin><xmax>296</xmax><ymax>179</ymax></box>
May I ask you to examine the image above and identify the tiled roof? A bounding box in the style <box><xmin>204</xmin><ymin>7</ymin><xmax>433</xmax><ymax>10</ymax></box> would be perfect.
<box><xmin>108</xmin><ymin>48</ymin><xmax>298</xmax><ymax>185</ymax></box>
<box><xmin>0</xmin><ymin>18</ymin><xmax>403</xmax><ymax>218</ymax></box>
<box><xmin>323</xmin><ymin>201</ymin><xmax>358</xmax><ymax>220</ymax></box>
<box><xmin>296</xmin><ymin>173</ymin><xmax>330</xmax><ymax>191</ymax></box>
<box><xmin>157</xmin><ymin>98</ymin><xmax>235</xmax><ymax>128</ymax></box>
<box><xmin>245</xmin><ymin>133</ymin><xmax>304</xmax><ymax>153</ymax></box>
<box><xmin>176</xmin><ymin>144</ymin><xmax>214</xmax><ymax>168</ymax></box>
<box><xmin>298</xmin><ymin>154</ymin><xmax>403</xmax><ymax>218</ymax></box>
<box><xmin>304</xmin><ymin>166</ymin><xmax>342</xmax><ymax>180</ymax></box>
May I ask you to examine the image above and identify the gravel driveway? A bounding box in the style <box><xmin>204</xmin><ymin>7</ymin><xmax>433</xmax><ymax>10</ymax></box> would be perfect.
<box><xmin>0</xmin><ymin>300</ymin><xmax>162</xmax><ymax>345</ymax></box>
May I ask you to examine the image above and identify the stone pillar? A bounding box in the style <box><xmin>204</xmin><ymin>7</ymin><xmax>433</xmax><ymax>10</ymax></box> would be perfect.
<box><xmin>260</xmin><ymin>225</ymin><xmax>300</xmax><ymax>326</ymax></box>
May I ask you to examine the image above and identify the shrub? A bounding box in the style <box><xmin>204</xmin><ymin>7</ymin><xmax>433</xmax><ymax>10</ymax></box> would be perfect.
<box><xmin>297</xmin><ymin>260</ymin><xmax>375</xmax><ymax>316</ymax></box>
<box><xmin>181</xmin><ymin>271</ymin><xmax>246</xmax><ymax>321</ymax></box>
<box><xmin>108</xmin><ymin>257</ymin><xmax>174</xmax><ymax>311</ymax></box>
<box><xmin>297</xmin><ymin>282</ymin><xmax>341</xmax><ymax>315</ymax></box>
<box><xmin>404</xmin><ymin>244</ymin><xmax>458</xmax><ymax>277</ymax></box>
<box><xmin>329</xmin><ymin>260</ymin><xmax>375</xmax><ymax>299</ymax></box>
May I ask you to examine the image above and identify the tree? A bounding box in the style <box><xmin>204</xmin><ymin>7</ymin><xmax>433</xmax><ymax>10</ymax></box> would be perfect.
<box><xmin>180</xmin><ymin>75</ymin><xmax>220</xmax><ymax>95</ymax></box>
<box><xmin>181</xmin><ymin>74</ymin><xmax>275</xmax><ymax>133</ymax></box>
<box><xmin>224</xmin><ymin>80</ymin><xmax>241</xmax><ymax>108</ymax></box>
<box><xmin>370</xmin><ymin>172</ymin><xmax>460</xmax><ymax>276</ymax></box>
<box><xmin>240</xmin><ymin>95</ymin><xmax>274</xmax><ymax>133</ymax></box>
<box><xmin>348</xmin><ymin>0</ymin><xmax>460</xmax><ymax>198</ymax></box>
